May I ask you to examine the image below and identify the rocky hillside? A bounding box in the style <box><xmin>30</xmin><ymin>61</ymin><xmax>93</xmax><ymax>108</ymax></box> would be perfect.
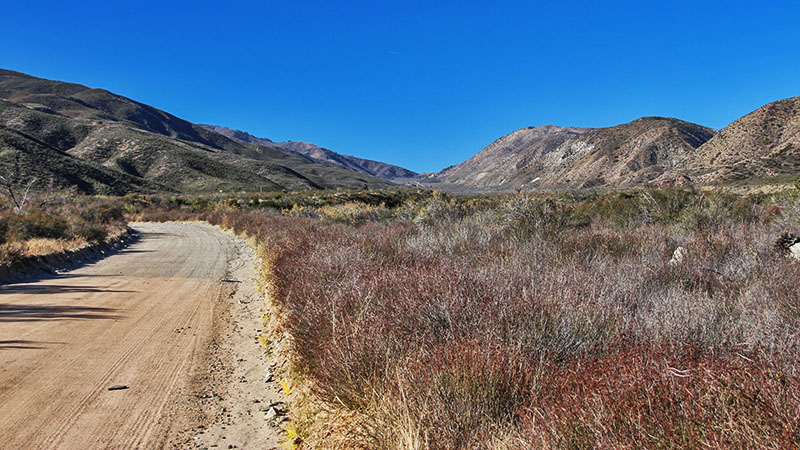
<box><xmin>429</xmin><ymin>125</ymin><xmax>591</xmax><ymax>187</ymax></box>
<box><xmin>430</xmin><ymin>118</ymin><xmax>715</xmax><ymax>190</ymax></box>
<box><xmin>199</xmin><ymin>124</ymin><xmax>417</xmax><ymax>180</ymax></box>
<box><xmin>662</xmin><ymin>96</ymin><xmax>800</xmax><ymax>184</ymax></box>
<box><xmin>0</xmin><ymin>69</ymin><xmax>393</xmax><ymax>194</ymax></box>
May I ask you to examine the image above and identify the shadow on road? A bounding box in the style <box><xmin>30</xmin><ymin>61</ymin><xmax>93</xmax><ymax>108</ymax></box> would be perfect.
<box><xmin>0</xmin><ymin>283</ymin><xmax>136</xmax><ymax>295</ymax></box>
<box><xmin>0</xmin><ymin>339</ymin><xmax>66</xmax><ymax>350</ymax></box>
<box><xmin>0</xmin><ymin>303</ymin><xmax>122</xmax><ymax>322</ymax></box>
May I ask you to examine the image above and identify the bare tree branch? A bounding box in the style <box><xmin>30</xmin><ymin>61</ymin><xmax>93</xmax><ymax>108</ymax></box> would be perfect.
<box><xmin>0</xmin><ymin>154</ymin><xmax>37</xmax><ymax>213</ymax></box>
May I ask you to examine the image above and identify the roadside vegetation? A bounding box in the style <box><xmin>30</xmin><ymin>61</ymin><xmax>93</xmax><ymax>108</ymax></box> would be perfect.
<box><xmin>0</xmin><ymin>190</ymin><xmax>128</xmax><ymax>266</ymax></box>
<box><xmin>6</xmin><ymin>185</ymin><xmax>800</xmax><ymax>448</ymax></box>
<box><xmin>133</xmin><ymin>187</ymin><xmax>800</xmax><ymax>449</ymax></box>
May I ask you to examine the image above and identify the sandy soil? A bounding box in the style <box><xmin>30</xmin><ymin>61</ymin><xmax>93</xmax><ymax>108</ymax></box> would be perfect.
<box><xmin>0</xmin><ymin>222</ymin><xmax>284</xmax><ymax>449</ymax></box>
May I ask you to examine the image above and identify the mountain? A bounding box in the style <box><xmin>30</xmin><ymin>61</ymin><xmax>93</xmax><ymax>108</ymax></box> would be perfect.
<box><xmin>429</xmin><ymin>125</ymin><xmax>591</xmax><ymax>188</ymax></box>
<box><xmin>199</xmin><ymin>124</ymin><xmax>418</xmax><ymax>180</ymax></box>
<box><xmin>5</xmin><ymin>68</ymin><xmax>795</xmax><ymax>195</ymax></box>
<box><xmin>662</xmin><ymin>96</ymin><xmax>800</xmax><ymax>184</ymax></box>
<box><xmin>429</xmin><ymin>118</ymin><xmax>715</xmax><ymax>191</ymax></box>
<box><xmin>0</xmin><ymin>69</ymin><xmax>393</xmax><ymax>194</ymax></box>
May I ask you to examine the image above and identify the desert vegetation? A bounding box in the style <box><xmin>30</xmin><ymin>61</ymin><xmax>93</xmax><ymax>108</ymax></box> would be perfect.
<box><xmin>0</xmin><ymin>190</ymin><xmax>127</xmax><ymax>265</ymax></box>
<box><xmin>132</xmin><ymin>187</ymin><xmax>800</xmax><ymax>448</ymax></box>
<box><xmin>8</xmin><ymin>186</ymin><xmax>800</xmax><ymax>448</ymax></box>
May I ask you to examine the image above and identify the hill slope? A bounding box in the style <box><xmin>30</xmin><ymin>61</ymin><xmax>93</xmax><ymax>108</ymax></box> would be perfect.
<box><xmin>663</xmin><ymin>96</ymin><xmax>800</xmax><ymax>184</ymax></box>
<box><xmin>0</xmin><ymin>98</ymin><xmax>170</xmax><ymax>194</ymax></box>
<box><xmin>430</xmin><ymin>125</ymin><xmax>591</xmax><ymax>187</ymax></box>
<box><xmin>199</xmin><ymin>124</ymin><xmax>417</xmax><ymax>180</ymax></box>
<box><xmin>430</xmin><ymin>118</ymin><xmax>715</xmax><ymax>191</ymax></box>
<box><xmin>0</xmin><ymin>69</ymin><xmax>393</xmax><ymax>193</ymax></box>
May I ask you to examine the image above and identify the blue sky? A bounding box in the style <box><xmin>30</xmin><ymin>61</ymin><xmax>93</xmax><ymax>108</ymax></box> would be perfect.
<box><xmin>2</xmin><ymin>1</ymin><xmax>799</xmax><ymax>173</ymax></box>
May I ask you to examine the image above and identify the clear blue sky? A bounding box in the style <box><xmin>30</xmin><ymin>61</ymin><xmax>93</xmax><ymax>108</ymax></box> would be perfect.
<box><xmin>2</xmin><ymin>1</ymin><xmax>799</xmax><ymax>173</ymax></box>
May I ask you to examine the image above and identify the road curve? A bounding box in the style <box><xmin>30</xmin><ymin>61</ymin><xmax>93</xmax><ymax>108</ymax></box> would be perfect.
<box><xmin>0</xmin><ymin>223</ymin><xmax>237</xmax><ymax>449</ymax></box>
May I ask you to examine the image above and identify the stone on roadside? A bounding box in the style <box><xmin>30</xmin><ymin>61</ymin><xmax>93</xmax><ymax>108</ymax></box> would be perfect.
<box><xmin>775</xmin><ymin>232</ymin><xmax>800</xmax><ymax>257</ymax></box>
<box><xmin>790</xmin><ymin>242</ymin><xmax>800</xmax><ymax>260</ymax></box>
<box><xmin>265</xmin><ymin>406</ymin><xmax>282</xmax><ymax>420</ymax></box>
<box><xmin>669</xmin><ymin>246</ymin><xmax>687</xmax><ymax>266</ymax></box>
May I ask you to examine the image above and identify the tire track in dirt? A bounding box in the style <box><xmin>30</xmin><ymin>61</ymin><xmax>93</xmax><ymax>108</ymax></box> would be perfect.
<box><xmin>0</xmin><ymin>222</ymin><xmax>283</xmax><ymax>449</ymax></box>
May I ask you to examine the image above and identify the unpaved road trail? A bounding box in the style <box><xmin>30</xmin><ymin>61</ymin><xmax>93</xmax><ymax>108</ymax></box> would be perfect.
<box><xmin>0</xmin><ymin>222</ymin><xmax>285</xmax><ymax>449</ymax></box>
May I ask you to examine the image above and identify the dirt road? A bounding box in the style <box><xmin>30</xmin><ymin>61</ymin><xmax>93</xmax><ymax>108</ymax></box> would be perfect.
<box><xmin>0</xmin><ymin>222</ymin><xmax>283</xmax><ymax>449</ymax></box>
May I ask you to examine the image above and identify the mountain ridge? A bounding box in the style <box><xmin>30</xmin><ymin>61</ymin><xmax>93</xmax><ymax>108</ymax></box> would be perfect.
<box><xmin>0</xmin><ymin>69</ymin><xmax>394</xmax><ymax>193</ymax></box>
<box><xmin>198</xmin><ymin>124</ymin><xmax>418</xmax><ymax>180</ymax></box>
<box><xmin>2</xmin><ymin>68</ymin><xmax>798</xmax><ymax>195</ymax></box>
<box><xmin>661</xmin><ymin>95</ymin><xmax>800</xmax><ymax>184</ymax></box>
<box><xmin>428</xmin><ymin>117</ymin><xmax>716</xmax><ymax>191</ymax></box>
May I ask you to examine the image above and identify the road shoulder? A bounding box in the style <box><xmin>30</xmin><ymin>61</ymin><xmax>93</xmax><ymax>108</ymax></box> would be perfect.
<box><xmin>171</xmin><ymin>229</ymin><xmax>287</xmax><ymax>450</ymax></box>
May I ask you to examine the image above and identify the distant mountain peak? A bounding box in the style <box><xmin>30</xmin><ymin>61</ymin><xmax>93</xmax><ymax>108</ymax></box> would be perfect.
<box><xmin>198</xmin><ymin>124</ymin><xmax>417</xmax><ymax>181</ymax></box>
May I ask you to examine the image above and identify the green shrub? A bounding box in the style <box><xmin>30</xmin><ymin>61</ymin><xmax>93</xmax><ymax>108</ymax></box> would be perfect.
<box><xmin>7</xmin><ymin>211</ymin><xmax>70</xmax><ymax>240</ymax></box>
<box><xmin>0</xmin><ymin>194</ymin><xmax>128</xmax><ymax>253</ymax></box>
<box><xmin>79</xmin><ymin>203</ymin><xmax>124</xmax><ymax>224</ymax></box>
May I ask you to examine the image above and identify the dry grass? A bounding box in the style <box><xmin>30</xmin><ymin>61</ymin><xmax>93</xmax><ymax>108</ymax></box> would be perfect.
<box><xmin>138</xmin><ymin>188</ymin><xmax>800</xmax><ymax>448</ymax></box>
<box><xmin>18</xmin><ymin>237</ymin><xmax>88</xmax><ymax>255</ymax></box>
<box><xmin>0</xmin><ymin>194</ymin><xmax>127</xmax><ymax>266</ymax></box>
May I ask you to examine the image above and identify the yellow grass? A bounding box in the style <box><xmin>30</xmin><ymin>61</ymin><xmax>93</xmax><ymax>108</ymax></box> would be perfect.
<box><xmin>20</xmin><ymin>237</ymin><xmax>88</xmax><ymax>256</ymax></box>
<box><xmin>1</xmin><ymin>237</ymin><xmax>89</xmax><ymax>265</ymax></box>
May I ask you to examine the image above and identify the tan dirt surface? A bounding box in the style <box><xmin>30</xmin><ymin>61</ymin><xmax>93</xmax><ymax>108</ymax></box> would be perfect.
<box><xmin>0</xmin><ymin>222</ymin><xmax>284</xmax><ymax>449</ymax></box>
